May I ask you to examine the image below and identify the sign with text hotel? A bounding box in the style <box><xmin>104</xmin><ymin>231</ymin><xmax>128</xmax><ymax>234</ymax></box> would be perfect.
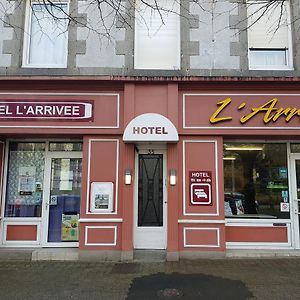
<box><xmin>0</xmin><ymin>101</ymin><xmax>93</xmax><ymax>121</ymax></box>
<box><xmin>184</xmin><ymin>94</ymin><xmax>300</xmax><ymax>129</ymax></box>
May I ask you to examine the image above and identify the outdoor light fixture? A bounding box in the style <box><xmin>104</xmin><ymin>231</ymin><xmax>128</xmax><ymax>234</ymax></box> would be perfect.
<box><xmin>169</xmin><ymin>169</ymin><xmax>176</xmax><ymax>186</ymax></box>
<box><xmin>125</xmin><ymin>168</ymin><xmax>132</xmax><ymax>185</ymax></box>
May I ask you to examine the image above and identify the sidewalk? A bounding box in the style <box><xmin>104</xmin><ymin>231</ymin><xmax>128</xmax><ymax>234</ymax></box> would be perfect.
<box><xmin>0</xmin><ymin>258</ymin><xmax>299</xmax><ymax>300</ymax></box>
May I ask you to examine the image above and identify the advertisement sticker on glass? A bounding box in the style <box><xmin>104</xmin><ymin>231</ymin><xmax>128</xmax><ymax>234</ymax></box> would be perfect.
<box><xmin>61</xmin><ymin>214</ymin><xmax>79</xmax><ymax>241</ymax></box>
<box><xmin>18</xmin><ymin>166</ymin><xmax>36</xmax><ymax>195</ymax></box>
<box><xmin>90</xmin><ymin>182</ymin><xmax>114</xmax><ymax>213</ymax></box>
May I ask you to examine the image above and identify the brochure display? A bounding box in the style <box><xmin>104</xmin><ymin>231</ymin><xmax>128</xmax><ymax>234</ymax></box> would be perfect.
<box><xmin>90</xmin><ymin>182</ymin><xmax>114</xmax><ymax>212</ymax></box>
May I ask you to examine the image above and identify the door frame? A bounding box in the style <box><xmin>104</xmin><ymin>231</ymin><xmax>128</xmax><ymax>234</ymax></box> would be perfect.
<box><xmin>288</xmin><ymin>154</ymin><xmax>300</xmax><ymax>249</ymax></box>
<box><xmin>133</xmin><ymin>146</ymin><xmax>167</xmax><ymax>249</ymax></box>
<box><xmin>41</xmin><ymin>151</ymin><xmax>82</xmax><ymax>247</ymax></box>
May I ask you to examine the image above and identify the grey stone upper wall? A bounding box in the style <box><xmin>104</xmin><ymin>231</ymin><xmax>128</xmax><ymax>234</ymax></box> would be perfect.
<box><xmin>76</xmin><ymin>0</ymin><xmax>125</xmax><ymax>70</ymax></box>
<box><xmin>0</xmin><ymin>0</ymin><xmax>300</xmax><ymax>77</ymax></box>
<box><xmin>0</xmin><ymin>0</ymin><xmax>15</xmax><ymax>68</ymax></box>
<box><xmin>189</xmin><ymin>0</ymin><xmax>240</xmax><ymax>71</ymax></box>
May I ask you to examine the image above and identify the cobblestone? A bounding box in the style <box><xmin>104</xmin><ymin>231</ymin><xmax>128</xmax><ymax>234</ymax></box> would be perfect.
<box><xmin>0</xmin><ymin>258</ymin><xmax>299</xmax><ymax>299</ymax></box>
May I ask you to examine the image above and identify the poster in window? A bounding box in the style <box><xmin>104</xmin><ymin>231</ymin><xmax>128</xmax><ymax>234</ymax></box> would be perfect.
<box><xmin>18</xmin><ymin>166</ymin><xmax>36</xmax><ymax>195</ymax></box>
<box><xmin>61</xmin><ymin>214</ymin><xmax>79</xmax><ymax>241</ymax></box>
<box><xmin>90</xmin><ymin>182</ymin><xmax>113</xmax><ymax>212</ymax></box>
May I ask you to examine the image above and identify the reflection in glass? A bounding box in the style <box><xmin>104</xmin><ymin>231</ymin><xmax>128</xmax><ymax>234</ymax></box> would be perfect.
<box><xmin>48</xmin><ymin>158</ymin><xmax>82</xmax><ymax>242</ymax></box>
<box><xmin>5</xmin><ymin>142</ymin><xmax>45</xmax><ymax>217</ymax></box>
<box><xmin>49</xmin><ymin>142</ymin><xmax>83</xmax><ymax>152</ymax></box>
<box><xmin>224</xmin><ymin>143</ymin><xmax>289</xmax><ymax>219</ymax></box>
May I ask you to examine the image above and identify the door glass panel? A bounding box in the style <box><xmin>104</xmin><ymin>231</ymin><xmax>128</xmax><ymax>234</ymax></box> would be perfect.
<box><xmin>49</xmin><ymin>142</ymin><xmax>82</xmax><ymax>152</ymax></box>
<box><xmin>138</xmin><ymin>154</ymin><xmax>163</xmax><ymax>227</ymax></box>
<box><xmin>5</xmin><ymin>142</ymin><xmax>45</xmax><ymax>217</ymax></box>
<box><xmin>48</xmin><ymin>158</ymin><xmax>82</xmax><ymax>242</ymax></box>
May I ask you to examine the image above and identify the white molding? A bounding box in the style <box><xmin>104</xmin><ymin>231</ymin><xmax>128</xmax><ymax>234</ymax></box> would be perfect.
<box><xmin>225</xmin><ymin>222</ymin><xmax>292</xmax><ymax>248</ymax></box>
<box><xmin>133</xmin><ymin>149</ymin><xmax>168</xmax><ymax>249</ymax></box>
<box><xmin>183</xmin><ymin>227</ymin><xmax>220</xmax><ymax>248</ymax></box>
<box><xmin>41</xmin><ymin>150</ymin><xmax>82</xmax><ymax>247</ymax></box>
<box><xmin>0</xmin><ymin>93</ymin><xmax>120</xmax><ymax>129</ymax></box>
<box><xmin>0</xmin><ymin>140</ymin><xmax>5</xmax><ymax>216</ymax></box>
<box><xmin>84</xmin><ymin>225</ymin><xmax>117</xmax><ymax>246</ymax></box>
<box><xmin>179</xmin><ymin>219</ymin><xmax>225</xmax><ymax>224</ymax></box>
<box><xmin>79</xmin><ymin>218</ymin><xmax>123</xmax><ymax>223</ymax></box>
<box><xmin>0</xmin><ymin>141</ymin><xmax>10</xmax><ymax>245</ymax></box>
<box><xmin>86</xmin><ymin>139</ymin><xmax>119</xmax><ymax>215</ymax></box>
<box><xmin>183</xmin><ymin>140</ymin><xmax>219</xmax><ymax>216</ymax></box>
<box><xmin>183</xmin><ymin>93</ymin><xmax>300</xmax><ymax>130</ymax></box>
<box><xmin>225</xmin><ymin>218</ymin><xmax>291</xmax><ymax>224</ymax></box>
<box><xmin>284</xmin><ymin>152</ymin><xmax>300</xmax><ymax>249</ymax></box>
<box><xmin>2</xmin><ymin>221</ymin><xmax>41</xmax><ymax>245</ymax></box>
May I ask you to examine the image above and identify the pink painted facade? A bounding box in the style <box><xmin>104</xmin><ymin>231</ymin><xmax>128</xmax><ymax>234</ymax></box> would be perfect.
<box><xmin>0</xmin><ymin>78</ymin><xmax>299</xmax><ymax>259</ymax></box>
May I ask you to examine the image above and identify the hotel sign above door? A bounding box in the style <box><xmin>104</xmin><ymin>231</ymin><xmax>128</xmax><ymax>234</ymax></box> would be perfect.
<box><xmin>123</xmin><ymin>113</ymin><xmax>179</xmax><ymax>142</ymax></box>
<box><xmin>0</xmin><ymin>101</ymin><xmax>93</xmax><ymax>121</ymax></box>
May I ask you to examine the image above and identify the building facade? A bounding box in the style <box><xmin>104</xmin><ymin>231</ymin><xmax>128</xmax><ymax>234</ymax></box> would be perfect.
<box><xmin>0</xmin><ymin>0</ymin><xmax>300</xmax><ymax>260</ymax></box>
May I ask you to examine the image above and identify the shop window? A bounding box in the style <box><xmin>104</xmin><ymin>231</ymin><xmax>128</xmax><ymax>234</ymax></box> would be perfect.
<box><xmin>5</xmin><ymin>142</ymin><xmax>46</xmax><ymax>217</ymax></box>
<box><xmin>22</xmin><ymin>1</ymin><xmax>69</xmax><ymax>68</ymax></box>
<box><xmin>223</xmin><ymin>143</ymin><xmax>289</xmax><ymax>219</ymax></box>
<box><xmin>247</xmin><ymin>1</ymin><xmax>292</xmax><ymax>70</ymax></box>
<box><xmin>290</xmin><ymin>143</ymin><xmax>300</xmax><ymax>153</ymax></box>
<box><xmin>49</xmin><ymin>142</ymin><xmax>83</xmax><ymax>152</ymax></box>
<box><xmin>134</xmin><ymin>0</ymin><xmax>180</xmax><ymax>70</ymax></box>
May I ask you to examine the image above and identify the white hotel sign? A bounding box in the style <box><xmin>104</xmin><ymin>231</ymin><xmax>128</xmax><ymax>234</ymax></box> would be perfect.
<box><xmin>123</xmin><ymin>113</ymin><xmax>179</xmax><ymax>142</ymax></box>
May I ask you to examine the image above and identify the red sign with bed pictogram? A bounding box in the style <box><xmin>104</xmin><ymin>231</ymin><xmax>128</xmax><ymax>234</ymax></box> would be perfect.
<box><xmin>190</xmin><ymin>171</ymin><xmax>212</xmax><ymax>205</ymax></box>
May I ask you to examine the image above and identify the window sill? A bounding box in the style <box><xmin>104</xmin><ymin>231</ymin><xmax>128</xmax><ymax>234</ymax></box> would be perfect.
<box><xmin>249</xmin><ymin>66</ymin><xmax>294</xmax><ymax>71</ymax></box>
<box><xmin>21</xmin><ymin>64</ymin><xmax>67</xmax><ymax>69</ymax></box>
<box><xmin>226</xmin><ymin>214</ymin><xmax>277</xmax><ymax>219</ymax></box>
<box><xmin>225</xmin><ymin>217</ymin><xmax>291</xmax><ymax>223</ymax></box>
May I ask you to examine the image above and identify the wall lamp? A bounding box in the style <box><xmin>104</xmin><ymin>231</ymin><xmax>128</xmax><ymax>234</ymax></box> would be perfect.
<box><xmin>169</xmin><ymin>169</ymin><xmax>177</xmax><ymax>186</ymax></box>
<box><xmin>125</xmin><ymin>168</ymin><xmax>132</xmax><ymax>185</ymax></box>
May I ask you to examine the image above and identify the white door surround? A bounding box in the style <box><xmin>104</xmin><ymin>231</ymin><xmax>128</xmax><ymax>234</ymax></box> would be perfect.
<box><xmin>134</xmin><ymin>146</ymin><xmax>167</xmax><ymax>249</ymax></box>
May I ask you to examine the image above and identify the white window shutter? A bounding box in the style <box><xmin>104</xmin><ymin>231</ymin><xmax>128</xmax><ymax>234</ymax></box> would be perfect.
<box><xmin>134</xmin><ymin>0</ymin><xmax>180</xmax><ymax>69</ymax></box>
<box><xmin>247</xmin><ymin>2</ymin><xmax>289</xmax><ymax>49</ymax></box>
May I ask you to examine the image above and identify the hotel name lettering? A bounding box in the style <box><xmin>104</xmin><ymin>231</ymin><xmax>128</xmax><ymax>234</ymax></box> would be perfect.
<box><xmin>210</xmin><ymin>98</ymin><xmax>300</xmax><ymax>124</ymax></box>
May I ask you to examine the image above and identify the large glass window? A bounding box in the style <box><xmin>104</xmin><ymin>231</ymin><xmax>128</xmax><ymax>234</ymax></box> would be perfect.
<box><xmin>23</xmin><ymin>2</ymin><xmax>69</xmax><ymax>68</ymax></box>
<box><xmin>134</xmin><ymin>0</ymin><xmax>180</xmax><ymax>70</ymax></box>
<box><xmin>5</xmin><ymin>142</ymin><xmax>45</xmax><ymax>217</ymax></box>
<box><xmin>247</xmin><ymin>1</ymin><xmax>292</xmax><ymax>70</ymax></box>
<box><xmin>224</xmin><ymin>143</ymin><xmax>289</xmax><ymax>219</ymax></box>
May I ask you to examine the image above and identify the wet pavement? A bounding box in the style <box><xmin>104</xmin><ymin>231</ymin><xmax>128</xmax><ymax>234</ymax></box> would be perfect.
<box><xmin>0</xmin><ymin>258</ymin><xmax>299</xmax><ymax>299</ymax></box>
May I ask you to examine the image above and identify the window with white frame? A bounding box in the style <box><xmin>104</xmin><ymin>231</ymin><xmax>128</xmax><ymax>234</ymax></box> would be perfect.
<box><xmin>134</xmin><ymin>0</ymin><xmax>180</xmax><ymax>70</ymax></box>
<box><xmin>223</xmin><ymin>143</ymin><xmax>290</xmax><ymax>219</ymax></box>
<box><xmin>247</xmin><ymin>1</ymin><xmax>292</xmax><ymax>70</ymax></box>
<box><xmin>23</xmin><ymin>1</ymin><xmax>69</xmax><ymax>68</ymax></box>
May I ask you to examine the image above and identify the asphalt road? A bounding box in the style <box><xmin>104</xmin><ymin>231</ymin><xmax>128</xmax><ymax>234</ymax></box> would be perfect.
<box><xmin>0</xmin><ymin>258</ymin><xmax>299</xmax><ymax>300</ymax></box>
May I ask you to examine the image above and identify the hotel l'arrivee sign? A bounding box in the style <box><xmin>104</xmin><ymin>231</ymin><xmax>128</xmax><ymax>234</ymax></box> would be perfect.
<box><xmin>184</xmin><ymin>94</ymin><xmax>300</xmax><ymax>129</ymax></box>
<box><xmin>0</xmin><ymin>101</ymin><xmax>93</xmax><ymax>121</ymax></box>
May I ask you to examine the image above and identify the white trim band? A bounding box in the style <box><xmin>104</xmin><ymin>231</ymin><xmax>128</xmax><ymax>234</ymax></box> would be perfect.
<box><xmin>79</xmin><ymin>218</ymin><xmax>123</xmax><ymax>223</ymax></box>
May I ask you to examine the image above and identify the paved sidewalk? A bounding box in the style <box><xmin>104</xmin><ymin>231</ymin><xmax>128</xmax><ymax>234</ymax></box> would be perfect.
<box><xmin>0</xmin><ymin>258</ymin><xmax>299</xmax><ymax>300</ymax></box>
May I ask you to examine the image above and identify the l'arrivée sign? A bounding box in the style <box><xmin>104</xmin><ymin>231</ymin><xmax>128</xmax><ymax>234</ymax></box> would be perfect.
<box><xmin>184</xmin><ymin>94</ymin><xmax>300</xmax><ymax>128</ymax></box>
<box><xmin>0</xmin><ymin>101</ymin><xmax>93</xmax><ymax>121</ymax></box>
<box><xmin>210</xmin><ymin>98</ymin><xmax>300</xmax><ymax>124</ymax></box>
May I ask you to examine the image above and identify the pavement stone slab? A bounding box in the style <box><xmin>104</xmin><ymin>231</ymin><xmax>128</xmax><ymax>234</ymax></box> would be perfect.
<box><xmin>0</xmin><ymin>258</ymin><xmax>299</xmax><ymax>300</ymax></box>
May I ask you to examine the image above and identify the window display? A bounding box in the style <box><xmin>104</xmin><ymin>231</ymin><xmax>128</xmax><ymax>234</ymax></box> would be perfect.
<box><xmin>5</xmin><ymin>142</ymin><xmax>45</xmax><ymax>217</ymax></box>
<box><xmin>223</xmin><ymin>143</ymin><xmax>289</xmax><ymax>219</ymax></box>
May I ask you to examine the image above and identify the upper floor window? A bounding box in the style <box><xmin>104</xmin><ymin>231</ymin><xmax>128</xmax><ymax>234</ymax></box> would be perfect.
<box><xmin>134</xmin><ymin>0</ymin><xmax>180</xmax><ymax>70</ymax></box>
<box><xmin>247</xmin><ymin>1</ymin><xmax>292</xmax><ymax>70</ymax></box>
<box><xmin>22</xmin><ymin>1</ymin><xmax>69</xmax><ymax>68</ymax></box>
